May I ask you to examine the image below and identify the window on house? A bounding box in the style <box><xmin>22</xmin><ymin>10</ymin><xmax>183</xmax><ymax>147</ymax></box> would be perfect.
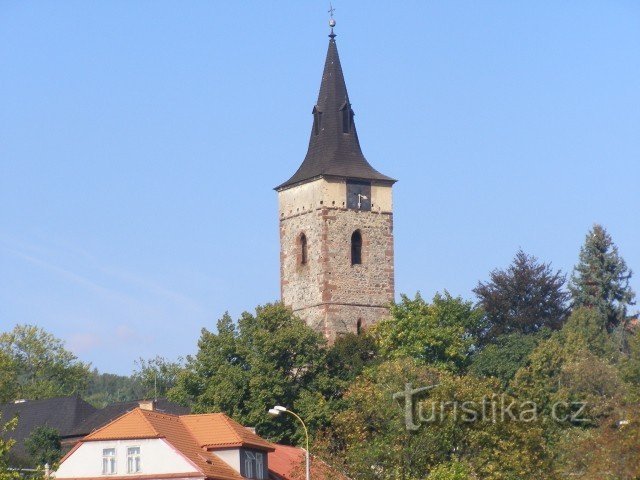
<box><xmin>255</xmin><ymin>452</ymin><xmax>265</xmax><ymax>479</ymax></box>
<box><xmin>299</xmin><ymin>233</ymin><xmax>308</xmax><ymax>265</ymax></box>
<box><xmin>102</xmin><ymin>448</ymin><xmax>116</xmax><ymax>475</ymax></box>
<box><xmin>244</xmin><ymin>451</ymin><xmax>256</xmax><ymax>478</ymax></box>
<box><xmin>351</xmin><ymin>230</ymin><xmax>362</xmax><ymax>265</ymax></box>
<box><xmin>127</xmin><ymin>447</ymin><xmax>141</xmax><ymax>474</ymax></box>
<box><xmin>242</xmin><ymin>450</ymin><xmax>267</xmax><ymax>479</ymax></box>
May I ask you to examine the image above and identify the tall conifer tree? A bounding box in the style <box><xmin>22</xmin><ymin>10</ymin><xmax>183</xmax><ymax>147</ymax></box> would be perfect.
<box><xmin>569</xmin><ymin>224</ymin><xmax>635</xmax><ymax>328</ymax></box>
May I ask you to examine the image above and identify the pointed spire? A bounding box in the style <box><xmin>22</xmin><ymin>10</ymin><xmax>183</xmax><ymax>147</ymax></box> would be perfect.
<box><xmin>276</xmin><ymin>22</ymin><xmax>395</xmax><ymax>190</ymax></box>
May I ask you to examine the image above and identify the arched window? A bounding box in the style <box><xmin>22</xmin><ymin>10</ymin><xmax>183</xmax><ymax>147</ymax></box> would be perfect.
<box><xmin>351</xmin><ymin>230</ymin><xmax>362</xmax><ymax>265</ymax></box>
<box><xmin>299</xmin><ymin>233</ymin><xmax>308</xmax><ymax>265</ymax></box>
<box><xmin>356</xmin><ymin>319</ymin><xmax>363</xmax><ymax>335</ymax></box>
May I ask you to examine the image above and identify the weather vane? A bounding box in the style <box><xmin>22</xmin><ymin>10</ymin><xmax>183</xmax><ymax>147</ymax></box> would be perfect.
<box><xmin>328</xmin><ymin>2</ymin><xmax>336</xmax><ymax>37</ymax></box>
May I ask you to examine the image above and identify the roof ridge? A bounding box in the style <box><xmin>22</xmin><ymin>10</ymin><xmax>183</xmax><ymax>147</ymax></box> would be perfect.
<box><xmin>85</xmin><ymin>408</ymin><xmax>161</xmax><ymax>440</ymax></box>
<box><xmin>132</xmin><ymin>409</ymin><xmax>162</xmax><ymax>436</ymax></box>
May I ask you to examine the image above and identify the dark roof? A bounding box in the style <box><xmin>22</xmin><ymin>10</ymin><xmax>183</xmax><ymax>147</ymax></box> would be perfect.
<box><xmin>276</xmin><ymin>33</ymin><xmax>395</xmax><ymax>190</ymax></box>
<box><xmin>0</xmin><ymin>396</ymin><xmax>190</xmax><ymax>467</ymax></box>
<box><xmin>67</xmin><ymin>398</ymin><xmax>190</xmax><ymax>438</ymax></box>
<box><xmin>0</xmin><ymin>395</ymin><xmax>97</xmax><ymax>465</ymax></box>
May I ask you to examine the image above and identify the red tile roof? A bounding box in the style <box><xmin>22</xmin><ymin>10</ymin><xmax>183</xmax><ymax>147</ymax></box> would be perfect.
<box><xmin>268</xmin><ymin>443</ymin><xmax>349</xmax><ymax>480</ymax></box>
<box><xmin>81</xmin><ymin>409</ymin><xmax>243</xmax><ymax>480</ymax></box>
<box><xmin>181</xmin><ymin>413</ymin><xmax>274</xmax><ymax>451</ymax></box>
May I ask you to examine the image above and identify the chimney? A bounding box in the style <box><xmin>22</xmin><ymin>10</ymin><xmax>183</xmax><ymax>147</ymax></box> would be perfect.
<box><xmin>138</xmin><ymin>400</ymin><xmax>156</xmax><ymax>411</ymax></box>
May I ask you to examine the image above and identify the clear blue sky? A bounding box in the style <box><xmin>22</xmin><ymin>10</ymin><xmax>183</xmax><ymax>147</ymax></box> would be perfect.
<box><xmin>1</xmin><ymin>1</ymin><xmax>638</xmax><ymax>375</ymax></box>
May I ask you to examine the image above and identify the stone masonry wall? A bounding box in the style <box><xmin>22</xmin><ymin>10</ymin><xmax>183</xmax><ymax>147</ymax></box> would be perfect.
<box><xmin>280</xmin><ymin>194</ymin><xmax>395</xmax><ymax>340</ymax></box>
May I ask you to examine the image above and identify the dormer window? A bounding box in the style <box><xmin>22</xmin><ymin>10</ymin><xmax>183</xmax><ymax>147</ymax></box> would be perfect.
<box><xmin>340</xmin><ymin>100</ymin><xmax>354</xmax><ymax>133</ymax></box>
<box><xmin>312</xmin><ymin>106</ymin><xmax>322</xmax><ymax>136</ymax></box>
<box><xmin>241</xmin><ymin>450</ymin><xmax>266</xmax><ymax>479</ymax></box>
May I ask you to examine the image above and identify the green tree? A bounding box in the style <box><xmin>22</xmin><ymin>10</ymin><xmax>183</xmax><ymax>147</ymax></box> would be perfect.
<box><xmin>326</xmin><ymin>332</ymin><xmax>378</xmax><ymax>385</ymax></box>
<box><xmin>320</xmin><ymin>358</ymin><xmax>551</xmax><ymax>480</ymax></box>
<box><xmin>469</xmin><ymin>331</ymin><xmax>549</xmax><ymax>386</ymax></box>
<box><xmin>0</xmin><ymin>325</ymin><xmax>90</xmax><ymax>402</ymax></box>
<box><xmin>0</xmin><ymin>414</ymin><xmax>20</xmax><ymax>480</ymax></box>
<box><xmin>512</xmin><ymin>308</ymin><xmax>622</xmax><ymax>425</ymax></box>
<box><xmin>24</xmin><ymin>426</ymin><xmax>61</xmax><ymax>468</ymax></box>
<box><xmin>84</xmin><ymin>369</ymin><xmax>145</xmax><ymax>408</ymax></box>
<box><xmin>133</xmin><ymin>356</ymin><xmax>183</xmax><ymax>399</ymax></box>
<box><xmin>474</xmin><ymin>250</ymin><xmax>569</xmax><ymax>341</ymax></box>
<box><xmin>169</xmin><ymin>304</ymin><xmax>328</xmax><ymax>444</ymax></box>
<box><xmin>569</xmin><ymin>224</ymin><xmax>635</xmax><ymax>329</ymax></box>
<box><xmin>373</xmin><ymin>292</ymin><xmax>485</xmax><ymax>373</ymax></box>
<box><xmin>620</xmin><ymin>330</ymin><xmax>640</xmax><ymax>400</ymax></box>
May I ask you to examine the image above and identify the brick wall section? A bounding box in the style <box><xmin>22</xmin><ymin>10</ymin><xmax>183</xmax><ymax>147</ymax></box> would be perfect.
<box><xmin>280</xmin><ymin>204</ymin><xmax>395</xmax><ymax>341</ymax></box>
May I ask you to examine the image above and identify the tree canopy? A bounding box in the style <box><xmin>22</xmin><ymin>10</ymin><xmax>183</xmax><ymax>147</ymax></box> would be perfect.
<box><xmin>24</xmin><ymin>426</ymin><xmax>61</xmax><ymax>468</ymax></box>
<box><xmin>169</xmin><ymin>304</ymin><xmax>329</xmax><ymax>444</ymax></box>
<box><xmin>373</xmin><ymin>292</ymin><xmax>485</xmax><ymax>373</ymax></box>
<box><xmin>474</xmin><ymin>250</ymin><xmax>569</xmax><ymax>341</ymax></box>
<box><xmin>569</xmin><ymin>224</ymin><xmax>635</xmax><ymax>329</ymax></box>
<box><xmin>0</xmin><ymin>325</ymin><xmax>90</xmax><ymax>403</ymax></box>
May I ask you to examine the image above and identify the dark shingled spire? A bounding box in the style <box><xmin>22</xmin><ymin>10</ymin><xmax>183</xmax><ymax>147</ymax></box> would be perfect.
<box><xmin>276</xmin><ymin>32</ymin><xmax>395</xmax><ymax>190</ymax></box>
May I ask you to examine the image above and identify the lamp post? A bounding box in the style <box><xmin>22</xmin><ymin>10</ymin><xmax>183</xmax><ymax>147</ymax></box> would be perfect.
<box><xmin>268</xmin><ymin>406</ymin><xmax>310</xmax><ymax>480</ymax></box>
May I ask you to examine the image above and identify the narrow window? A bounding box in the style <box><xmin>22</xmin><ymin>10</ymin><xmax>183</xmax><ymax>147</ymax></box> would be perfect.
<box><xmin>356</xmin><ymin>319</ymin><xmax>362</xmax><ymax>335</ymax></box>
<box><xmin>102</xmin><ymin>448</ymin><xmax>116</xmax><ymax>475</ymax></box>
<box><xmin>244</xmin><ymin>451</ymin><xmax>255</xmax><ymax>478</ymax></box>
<box><xmin>312</xmin><ymin>106</ymin><xmax>322</xmax><ymax>136</ymax></box>
<box><xmin>255</xmin><ymin>452</ymin><xmax>265</xmax><ymax>478</ymax></box>
<box><xmin>299</xmin><ymin>233</ymin><xmax>308</xmax><ymax>265</ymax></box>
<box><xmin>351</xmin><ymin>230</ymin><xmax>362</xmax><ymax>265</ymax></box>
<box><xmin>340</xmin><ymin>101</ymin><xmax>352</xmax><ymax>133</ymax></box>
<box><xmin>127</xmin><ymin>447</ymin><xmax>141</xmax><ymax>474</ymax></box>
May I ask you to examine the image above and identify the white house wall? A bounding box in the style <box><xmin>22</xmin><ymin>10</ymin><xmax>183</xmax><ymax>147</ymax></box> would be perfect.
<box><xmin>211</xmin><ymin>449</ymin><xmax>240</xmax><ymax>472</ymax></box>
<box><xmin>56</xmin><ymin>439</ymin><xmax>200</xmax><ymax>479</ymax></box>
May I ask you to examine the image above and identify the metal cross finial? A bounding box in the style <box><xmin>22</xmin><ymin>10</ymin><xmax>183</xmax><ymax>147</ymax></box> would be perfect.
<box><xmin>328</xmin><ymin>3</ymin><xmax>336</xmax><ymax>19</ymax></box>
<box><xmin>328</xmin><ymin>2</ymin><xmax>336</xmax><ymax>37</ymax></box>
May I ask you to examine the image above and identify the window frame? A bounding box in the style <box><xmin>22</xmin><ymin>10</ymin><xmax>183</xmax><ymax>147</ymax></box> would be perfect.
<box><xmin>102</xmin><ymin>448</ymin><xmax>117</xmax><ymax>475</ymax></box>
<box><xmin>241</xmin><ymin>449</ymin><xmax>267</xmax><ymax>479</ymax></box>
<box><xmin>126</xmin><ymin>446</ymin><xmax>141</xmax><ymax>474</ymax></box>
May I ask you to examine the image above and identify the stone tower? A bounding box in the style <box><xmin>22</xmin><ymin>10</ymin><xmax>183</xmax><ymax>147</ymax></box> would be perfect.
<box><xmin>275</xmin><ymin>25</ymin><xmax>396</xmax><ymax>340</ymax></box>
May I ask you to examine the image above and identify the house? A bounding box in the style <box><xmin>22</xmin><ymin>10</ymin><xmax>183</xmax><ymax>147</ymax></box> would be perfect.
<box><xmin>55</xmin><ymin>407</ymin><xmax>347</xmax><ymax>480</ymax></box>
<box><xmin>0</xmin><ymin>396</ymin><xmax>187</xmax><ymax>468</ymax></box>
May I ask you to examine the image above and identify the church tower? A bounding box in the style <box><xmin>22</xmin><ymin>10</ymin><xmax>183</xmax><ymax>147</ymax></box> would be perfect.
<box><xmin>275</xmin><ymin>21</ymin><xmax>396</xmax><ymax>340</ymax></box>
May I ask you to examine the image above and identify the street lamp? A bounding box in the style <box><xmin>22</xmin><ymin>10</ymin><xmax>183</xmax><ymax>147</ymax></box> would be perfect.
<box><xmin>268</xmin><ymin>406</ymin><xmax>310</xmax><ymax>480</ymax></box>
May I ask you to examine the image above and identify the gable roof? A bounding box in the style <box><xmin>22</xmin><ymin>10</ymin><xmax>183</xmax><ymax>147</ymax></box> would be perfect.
<box><xmin>68</xmin><ymin>399</ymin><xmax>189</xmax><ymax>438</ymax></box>
<box><xmin>276</xmin><ymin>34</ymin><xmax>395</xmax><ymax>191</ymax></box>
<box><xmin>181</xmin><ymin>413</ymin><xmax>274</xmax><ymax>451</ymax></box>
<box><xmin>83</xmin><ymin>409</ymin><xmax>243</xmax><ymax>480</ymax></box>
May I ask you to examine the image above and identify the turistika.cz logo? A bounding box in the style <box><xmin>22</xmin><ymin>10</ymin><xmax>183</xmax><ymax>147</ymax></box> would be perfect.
<box><xmin>392</xmin><ymin>383</ymin><xmax>588</xmax><ymax>431</ymax></box>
